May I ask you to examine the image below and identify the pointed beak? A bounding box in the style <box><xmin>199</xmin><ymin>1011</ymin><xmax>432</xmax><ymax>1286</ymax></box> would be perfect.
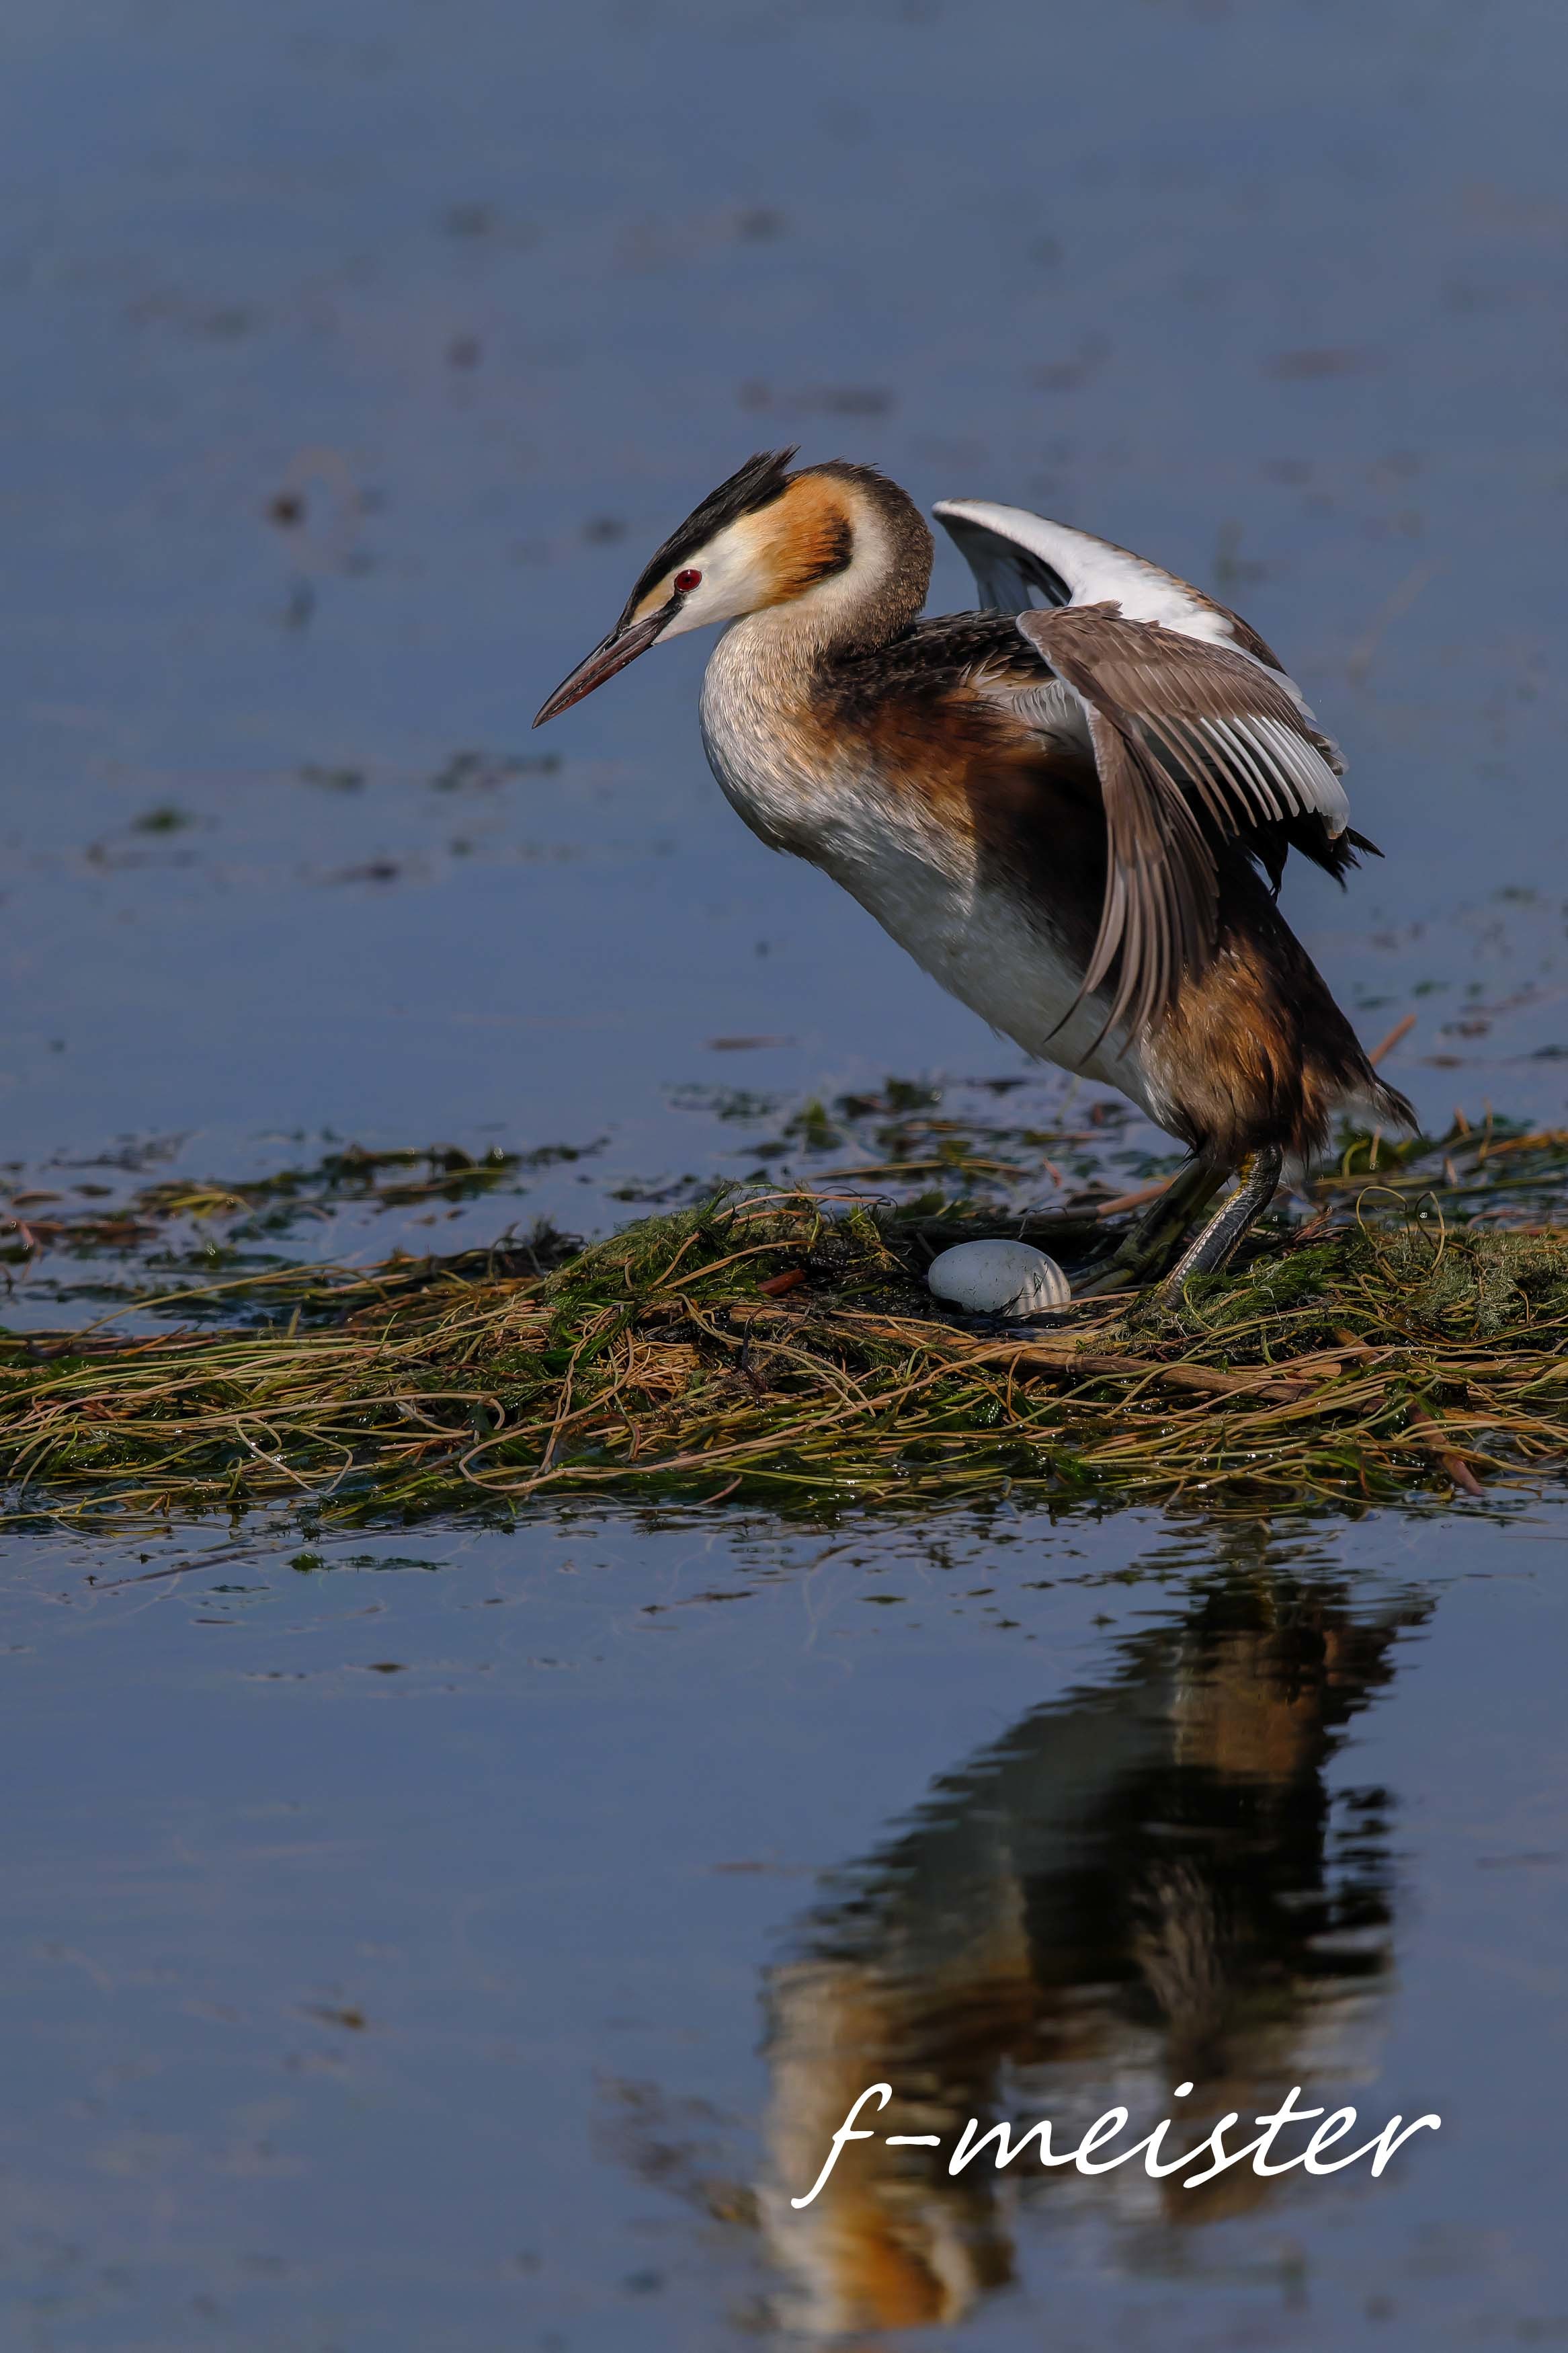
<box><xmin>532</xmin><ymin>596</ymin><xmax>680</xmax><ymax>727</ymax></box>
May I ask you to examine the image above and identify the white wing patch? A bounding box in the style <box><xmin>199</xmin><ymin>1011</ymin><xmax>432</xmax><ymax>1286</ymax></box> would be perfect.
<box><xmin>938</xmin><ymin>495</ymin><xmax>1347</xmax><ymax>785</ymax></box>
<box><xmin>934</xmin><ymin>497</ymin><xmax>1242</xmax><ymax>649</ymax></box>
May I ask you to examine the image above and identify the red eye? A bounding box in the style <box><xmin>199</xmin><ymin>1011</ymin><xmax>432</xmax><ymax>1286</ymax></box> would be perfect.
<box><xmin>673</xmin><ymin>568</ymin><xmax>702</xmax><ymax>594</ymax></box>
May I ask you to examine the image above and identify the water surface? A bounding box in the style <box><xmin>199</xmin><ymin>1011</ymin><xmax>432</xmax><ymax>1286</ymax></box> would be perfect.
<box><xmin>3</xmin><ymin>1502</ymin><xmax>1565</xmax><ymax>2348</ymax></box>
<box><xmin>3</xmin><ymin>1</ymin><xmax>1567</xmax><ymax>2344</ymax></box>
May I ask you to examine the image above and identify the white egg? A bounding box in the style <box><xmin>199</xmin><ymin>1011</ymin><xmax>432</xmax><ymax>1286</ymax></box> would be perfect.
<box><xmin>926</xmin><ymin>1238</ymin><xmax>1071</xmax><ymax>1317</ymax></box>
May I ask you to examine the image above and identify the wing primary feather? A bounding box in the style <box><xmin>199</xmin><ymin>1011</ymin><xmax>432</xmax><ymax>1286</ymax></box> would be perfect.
<box><xmin>1254</xmin><ymin>715</ymin><xmax>1346</xmax><ymax>828</ymax></box>
<box><xmin>1079</xmin><ymin>855</ymin><xmax>1126</xmax><ymax>1000</ymax></box>
<box><xmin>1098</xmin><ymin>861</ymin><xmax>1147</xmax><ymax>1052</ymax></box>
<box><xmin>1236</xmin><ymin>715</ymin><xmax>1304</xmax><ymax>806</ymax></box>
<box><xmin>1061</xmin><ymin>707</ymin><xmax>1219</xmax><ymax>1053</ymax></box>
<box><xmin>1149</xmin><ymin>710</ymin><xmax>1258</xmax><ymax>834</ymax></box>
<box><xmin>1013</xmin><ymin>599</ymin><xmax>1355</xmax><ymax>1040</ymax></box>
<box><xmin>1160</xmin><ymin>712</ymin><xmax>1256</xmax><ymax>825</ymax></box>
<box><xmin>1203</xmin><ymin>716</ymin><xmax>1289</xmax><ymax>820</ymax></box>
<box><xmin>1170</xmin><ymin>710</ymin><xmax>1283</xmax><ymax>824</ymax></box>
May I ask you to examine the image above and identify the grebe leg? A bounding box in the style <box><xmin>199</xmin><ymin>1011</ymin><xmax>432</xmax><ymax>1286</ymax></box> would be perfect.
<box><xmin>1156</xmin><ymin>1146</ymin><xmax>1283</xmax><ymax>1303</ymax></box>
<box><xmin>1070</xmin><ymin>1154</ymin><xmax>1228</xmax><ymax>1298</ymax></box>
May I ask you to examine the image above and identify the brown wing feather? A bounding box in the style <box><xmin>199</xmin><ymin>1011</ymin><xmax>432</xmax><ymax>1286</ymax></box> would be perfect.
<box><xmin>1077</xmin><ymin>704</ymin><xmax>1218</xmax><ymax>1045</ymax></box>
<box><xmin>1018</xmin><ymin>603</ymin><xmax>1352</xmax><ymax>1039</ymax></box>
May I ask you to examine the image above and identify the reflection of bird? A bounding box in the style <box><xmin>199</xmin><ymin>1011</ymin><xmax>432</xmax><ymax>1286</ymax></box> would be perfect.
<box><xmin>756</xmin><ymin>1576</ymin><xmax>1426</xmax><ymax>2336</ymax></box>
<box><xmin>536</xmin><ymin>452</ymin><xmax>1413</xmax><ymax>1291</ymax></box>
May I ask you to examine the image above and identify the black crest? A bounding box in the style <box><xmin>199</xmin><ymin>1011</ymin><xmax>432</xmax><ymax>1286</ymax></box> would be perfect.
<box><xmin>616</xmin><ymin>448</ymin><xmax>798</xmax><ymax>626</ymax></box>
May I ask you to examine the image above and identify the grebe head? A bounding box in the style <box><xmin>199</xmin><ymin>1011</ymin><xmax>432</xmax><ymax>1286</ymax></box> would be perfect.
<box><xmin>533</xmin><ymin>449</ymin><xmax>931</xmax><ymax>725</ymax></box>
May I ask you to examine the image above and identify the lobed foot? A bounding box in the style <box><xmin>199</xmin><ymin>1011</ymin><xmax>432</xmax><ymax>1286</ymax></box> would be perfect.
<box><xmin>1069</xmin><ymin>1156</ymin><xmax>1228</xmax><ymax>1298</ymax></box>
<box><xmin>1155</xmin><ymin>1146</ymin><xmax>1283</xmax><ymax>1303</ymax></box>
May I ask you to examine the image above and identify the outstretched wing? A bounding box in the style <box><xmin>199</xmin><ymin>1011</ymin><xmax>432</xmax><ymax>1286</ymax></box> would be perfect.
<box><xmin>933</xmin><ymin>497</ymin><xmax>1346</xmax><ymax>766</ymax></box>
<box><xmin>1014</xmin><ymin>603</ymin><xmax>1354</xmax><ymax>1043</ymax></box>
<box><xmin>932</xmin><ymin>497</ymin><xmax>1373</xmax><ymax>1035</ymax></box>
<box><xmin>933</xmin><ymin>496</ymin><xmax>1273</xmax><ymax>650</ymax></box>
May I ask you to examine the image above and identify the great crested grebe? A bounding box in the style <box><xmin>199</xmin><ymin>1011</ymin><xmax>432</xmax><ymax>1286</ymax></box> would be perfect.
<box><xmin>535</xmin><ymin>450</ymin><xmax>1413</xmax><ymax>1295</ymax></box>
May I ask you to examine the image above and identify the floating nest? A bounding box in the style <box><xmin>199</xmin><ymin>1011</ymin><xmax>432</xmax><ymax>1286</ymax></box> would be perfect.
<box><xmin>5</xmin><ymin>1113</ymin><xmax>1568</xmax><ymax>1525</ymax></box>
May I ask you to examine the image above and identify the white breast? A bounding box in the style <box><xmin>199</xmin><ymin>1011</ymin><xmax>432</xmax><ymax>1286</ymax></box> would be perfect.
<box><xmin>699</xmin><ymin>624</ymin><xmax>829</xmax><ymax>859</ymax></box>
<box><xmin>698</xmin><ymin>625</ymin><xmax>1164</xmax><ymax>1123</ymax></box>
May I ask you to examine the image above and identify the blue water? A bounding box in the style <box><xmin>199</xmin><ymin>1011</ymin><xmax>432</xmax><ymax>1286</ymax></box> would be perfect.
<box><xmin>2</xmin><ymin>1504</ymin><xmax>1565</xmax><ymax>2348</ymax></box>
<box><xmin>3</xmin><ymin>1</ymin><xmax>1568</xmax><ymax>2344</ymax></box>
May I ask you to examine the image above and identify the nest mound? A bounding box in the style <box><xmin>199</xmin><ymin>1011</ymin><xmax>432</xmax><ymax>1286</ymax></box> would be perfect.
<box><xmin>5</xmin><ymin>1161</ymin><xmax>1568</xmax><ymax>1524</ymax></box>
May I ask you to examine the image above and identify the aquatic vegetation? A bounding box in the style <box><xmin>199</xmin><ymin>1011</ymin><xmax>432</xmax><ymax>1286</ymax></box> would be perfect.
<box><xmin>3</xmin><ymin>1110</ymin><xmax>1568</xmax><ymax>1527</ymax></box>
